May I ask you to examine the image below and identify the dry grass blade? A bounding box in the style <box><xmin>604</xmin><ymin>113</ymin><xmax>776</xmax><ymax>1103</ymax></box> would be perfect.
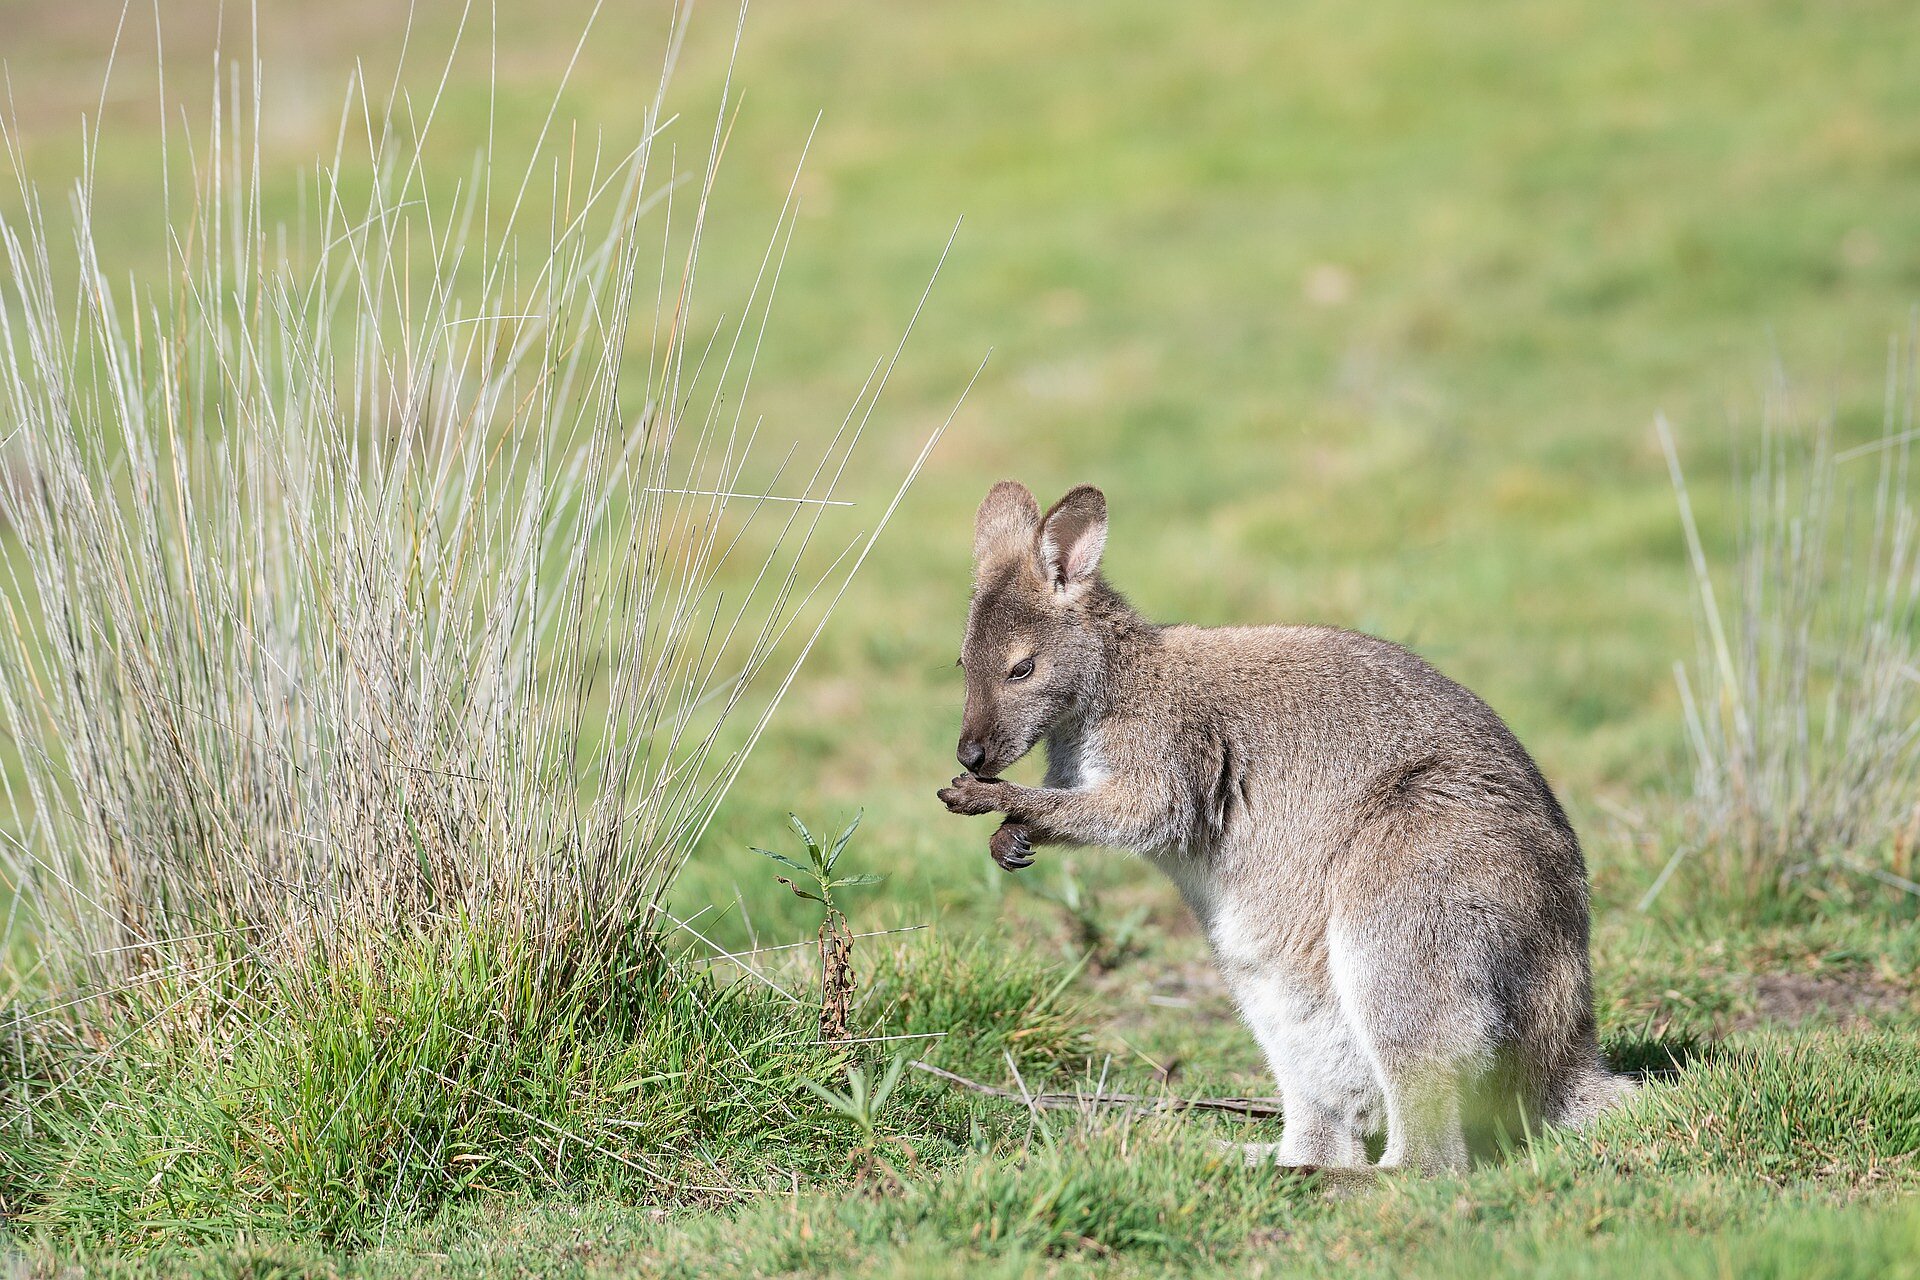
<box><xmin>908</xmin><ymin>1060</ymin><xmax>1286</xmax><ymax>1121</ymax></box>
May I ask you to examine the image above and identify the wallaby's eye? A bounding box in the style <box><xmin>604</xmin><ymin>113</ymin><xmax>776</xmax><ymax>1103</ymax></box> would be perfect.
<box><xmin>1007</xmin><ymin>657</ymin><xmax>1035</xmax><ymax>682</ymax></box>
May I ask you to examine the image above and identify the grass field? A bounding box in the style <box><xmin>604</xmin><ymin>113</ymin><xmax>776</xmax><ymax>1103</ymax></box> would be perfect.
<box><xmin>3</xmin><ymin>0</ymin><xmax>1919</xmax><ymax>1274</ymax></box>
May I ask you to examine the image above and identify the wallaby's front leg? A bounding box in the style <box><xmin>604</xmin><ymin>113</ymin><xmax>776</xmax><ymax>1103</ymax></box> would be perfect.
<box><xmin>938</xmin><ymin>776</ymin><xmax>1174</xmax><ymax>852</ymax></box>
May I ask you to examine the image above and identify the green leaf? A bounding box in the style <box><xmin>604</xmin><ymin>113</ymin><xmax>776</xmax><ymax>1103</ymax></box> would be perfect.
<box><xmin>800</xmin><ymin>1077</ymin><xmax>859</xmax><ymax>1121</ymax></box>
<box><xmin>871</xmin><ymin>1052</ymin><xmax>910</xmax><ymax>1113</ymax></box>
<box><xmin>786</xmin><ymin>812</ymin><xmax>820</xmax><ymax>859</ymax></box>
<box><xmin>751</xmin><ymin>846</ymin><xmax>813</xmax><ymax>875</ymax></box>
<box><xmin>826</xmin><ymin>809</ymin><xmax>863</xmax><ymax>871</ymax></box>
<box><xmin>832</xmin><ymin>873</ymin><xmax>885</xmax><ymax>889</ymax></box>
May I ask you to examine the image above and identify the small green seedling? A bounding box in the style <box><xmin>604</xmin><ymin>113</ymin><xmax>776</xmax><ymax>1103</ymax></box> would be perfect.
<box><xmin>754</xmin><ymin>812</ymin><xmax>884</xmax><ymax>1040</ymax></box>
<box><xmin>802</xmin><ymin>1051</ymin><xmax>911</xmax><ymax>1146</ymax></box>
<box><xmin>803</xmin><ymin>1051</ymin><xmax>915</xmax><ymax>1184</ymax></box>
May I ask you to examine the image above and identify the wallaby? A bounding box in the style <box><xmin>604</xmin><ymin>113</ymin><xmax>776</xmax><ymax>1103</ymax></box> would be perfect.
<box><xmin>938</xmin><ymin>481</ymin><xmax>1630</xmax><ymax>1173</ymax></box>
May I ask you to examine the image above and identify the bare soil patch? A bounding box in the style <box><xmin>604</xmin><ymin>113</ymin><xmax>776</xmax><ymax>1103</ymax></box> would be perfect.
<box><xmin>1733</xmin><ymin>971</ymin><xmax>1914</xmax><ymax>1032</ymax></box>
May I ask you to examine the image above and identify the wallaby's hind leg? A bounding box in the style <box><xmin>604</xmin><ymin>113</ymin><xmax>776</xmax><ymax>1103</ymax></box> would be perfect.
<box><xmin>1237</xmin><ymin>1096</ymin><xmax>1367</xmax><ymax>1168</ymax></box>
<box><xmin>1231</xmin><ymin>976</ymin><xmax>1373</xmax><ymax>1169</ymax></box>
<box><xmin>1329</xmin><ymin>921</ymin><xmax>1489</xmax><ymax>1174</ymax></box>
<box><xmin>1279</xmin><ymin>1093</ymin><xmax>1368</xmax><ymax>1166</ymax></box>
<box><xmin>1372</xmin><ymin>1061</ymin><xmax>1469</xmax><ymax>1172</ymax></box>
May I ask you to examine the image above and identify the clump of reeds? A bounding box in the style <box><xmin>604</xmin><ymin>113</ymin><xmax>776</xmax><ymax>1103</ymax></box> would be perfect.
<box><xmin>1651</xmin><ymin>338</ymin><xmax>1920</xmax><ymax>910</ymax></box>
<box><xmin>0</xmin><ymin>4</ymin><xmax>948</xmax><ymax>1014</ymax></box>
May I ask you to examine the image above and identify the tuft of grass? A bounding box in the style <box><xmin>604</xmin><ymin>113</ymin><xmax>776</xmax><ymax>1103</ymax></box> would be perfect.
<box><xmin>6</xmin><ymin>939</ymin><xmax>813</xmax><ymax>1244</ymax></box>
<box><xmin>861</xmin><ymin>933</ymin><xmax>1091</xmax><ymax>1079</ymax></box>
<box><xmin>1572</xmin><ymin>1028</ymin><xmax>1920</xmax><ymax>1187</ymax></box>
<box><xmin>2</xmin><ymin>929</ymin><xmax>1092</xmax><ymax>1248</ymax></box>
<box><xmin>1652</xmin><ymin>347</ymin><xmax>1920</xmax><ymax>912</ymax></box>
<box><xmin>0</xmin><ymin>1</ymin><xmax>948</xmax><ymax>1013</ymax></box>
<box><xmin>0</xmin><ymin>1</ymin><xmax>976</xmax><ymax>1252</ymax></box>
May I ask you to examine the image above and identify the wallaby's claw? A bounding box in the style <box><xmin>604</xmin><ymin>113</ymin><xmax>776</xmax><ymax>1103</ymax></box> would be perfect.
<box><xmin>989</xmin><ymin>823</ymin><xmax>1033</xmax><ymax>871</ymax></box>
<box><xmin>938</xmin><ymin>774</ymin><xmax>1004</xmax><ymax>816</ymax></box>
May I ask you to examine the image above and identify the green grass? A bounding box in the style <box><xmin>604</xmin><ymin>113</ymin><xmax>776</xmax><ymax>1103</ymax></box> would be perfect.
<box><xmin>4</xmin><ymin>0</ymin><xmax>1920</xmax><ymax>1274</ymax></box>
<box><xmin>6</xmin><ymin>908</ymin><xmax>1914</xmax><ymax>1274</ymax></box>
<box><xmin>20</xmin><ymin>1021</ymin><xmax>1919</xmax><ymax>1276</ymax></box>
<box><xmin>1</xmin><ymin>929</ymin><xmax>1085</xmax><ymax>1251</ymax></box>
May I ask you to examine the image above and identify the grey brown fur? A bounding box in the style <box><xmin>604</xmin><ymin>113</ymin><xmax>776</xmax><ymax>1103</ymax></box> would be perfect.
<box><xmin>939</xmin><ymin>480</ymin><xmax>1630</xmax><ymax>1173</ymax></box>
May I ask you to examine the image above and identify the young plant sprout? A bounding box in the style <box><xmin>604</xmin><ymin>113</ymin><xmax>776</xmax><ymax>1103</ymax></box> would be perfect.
<box><xmin>801</xmin><ymin>1052</ymin><xmax>915</xmax><ymax>1185</ymax></box>
<box><xmin>754</xmin><ymin>813</ymin><xmax>885</xmax><ymax>1039</ymax></box>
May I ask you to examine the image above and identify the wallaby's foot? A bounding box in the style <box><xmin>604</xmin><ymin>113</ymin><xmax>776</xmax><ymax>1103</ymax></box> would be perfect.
<box><xmin>989</xmin><ymin>822</ymin><xmax>1034</xmax><ymax>870</ymax></box>
<box><xmin>1227</xmin><ymin>1143</ymin><xmax>1377</xmax><ymax>1192</ymax></box>
<box><xmin>1231</xmin><ymin>1142</ymin><xmax>1351</xmax><ymax>1173</ymax></box>
<box><xmin>1234</xmin><ymin>1140</ymin><xmax>1291</xmax><ymax>1169</ymax></box>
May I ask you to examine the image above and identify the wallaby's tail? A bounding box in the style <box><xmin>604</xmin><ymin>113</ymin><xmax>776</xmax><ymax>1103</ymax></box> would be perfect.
<box><xmin>1550</xmin><ymin>1062</ymin><xmax>1637</xmax><ymax>1130</ymax></box>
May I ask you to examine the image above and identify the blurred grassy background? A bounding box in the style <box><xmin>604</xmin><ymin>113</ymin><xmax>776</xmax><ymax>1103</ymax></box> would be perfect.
<box><xmin>5</xmin><ymin>0</ymin><xmax>1918</xmax><ymax>944</ymax></box>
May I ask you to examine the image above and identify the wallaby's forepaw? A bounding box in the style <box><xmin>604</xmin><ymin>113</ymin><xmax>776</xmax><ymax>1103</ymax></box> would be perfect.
<box><xmin>938</xmin><ymin>774</ymin><xmax>1006</xmax><ymax>816</ymax></box>
<box><xmin>989</xmin><ymin>823</ymin><xmax>1034</xmax><ymax>871</ymax></box>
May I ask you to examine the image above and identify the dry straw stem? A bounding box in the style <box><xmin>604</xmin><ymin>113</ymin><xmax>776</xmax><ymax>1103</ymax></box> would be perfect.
<box><xmin>1652</xmin><ymin>335</ymin><xmax>1920</xmax><ymax>908</ymax></box>
<box><xmin>909</xmin><ymin>1059</ymin><xmax>1286</xmax><ymax>1122</ymax></box>
<box><xmin>0</xmin><ymin>0</ymin><xmax>971</xmax><ymax>1010</ymax></box>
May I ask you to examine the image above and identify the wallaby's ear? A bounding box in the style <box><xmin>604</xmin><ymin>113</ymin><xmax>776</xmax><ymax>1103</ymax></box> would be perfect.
<box><xmin>974</xmin><ymin>480</ymin><xmax>1041</xmax><ymax>573</ymax></box>
<box><xmin>1037</xmin><ymin>485</ymin><xmax>1107</xmax><ymax>593</ymax></box>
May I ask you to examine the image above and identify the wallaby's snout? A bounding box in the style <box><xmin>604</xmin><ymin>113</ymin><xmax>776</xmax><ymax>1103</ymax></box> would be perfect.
<box><xmin>954</xmin><ymin>481</ymin><xmax>1113</xmax><ymax>780</ymax></box>
<box><xmin>955</xmin><ymin>678</ymin><xmax>1019</xmax><ymax>778</ymax></box>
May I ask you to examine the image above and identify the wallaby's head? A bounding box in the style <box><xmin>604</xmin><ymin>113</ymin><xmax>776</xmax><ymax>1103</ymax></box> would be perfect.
<box><xmin>955</xmin><ymin>481</ymin><xmax>1110</xmax><ymax>777</ymax></box>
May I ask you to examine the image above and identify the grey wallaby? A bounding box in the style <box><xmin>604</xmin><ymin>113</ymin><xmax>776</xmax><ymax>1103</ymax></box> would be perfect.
<box><xmin>938</xmin><ymin>481</ymin><xmax>1630</xmax><ymax>1172</ymax></box>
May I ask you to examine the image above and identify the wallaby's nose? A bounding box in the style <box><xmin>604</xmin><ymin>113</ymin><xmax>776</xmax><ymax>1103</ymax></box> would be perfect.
<box><xmin>957</xmin><ymin>740</ymin><xmax>987</xmax><ymax>774</ymax></box>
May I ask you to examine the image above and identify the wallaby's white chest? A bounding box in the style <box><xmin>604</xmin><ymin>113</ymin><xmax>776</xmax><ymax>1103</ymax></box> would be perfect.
<box><xmin>1042</xmin><ymin>720</ymin><xmax>1107</xmax><ymax>792</ymax></box>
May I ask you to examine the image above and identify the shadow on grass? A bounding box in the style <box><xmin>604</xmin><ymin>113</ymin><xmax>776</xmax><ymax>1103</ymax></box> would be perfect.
<box><xmin>1605</xmin><ymin>1031</ymin><xmax>1718</xmax><ymax>1082</ymax></box>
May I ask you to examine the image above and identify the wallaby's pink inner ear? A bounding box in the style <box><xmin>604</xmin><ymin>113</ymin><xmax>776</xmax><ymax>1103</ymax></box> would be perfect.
<box><xmin>974</xmin><ymin>480</ymin><xmax>1041</xmax><ymax>571</ymax></box>
<box><xmin>1037</xmin><ymin>484</ymin><xmax>1107</xmax><ymax>590</ymax></box>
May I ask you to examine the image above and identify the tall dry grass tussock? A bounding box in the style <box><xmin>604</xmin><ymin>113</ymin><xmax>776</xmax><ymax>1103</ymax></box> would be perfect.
<box><xmin>0</xmin><ymin>3</ymin><xmax>958</xmax><ymax>1011</ymax></box>
<box><xmin>1652</xmin><ymin>339</ymin><xmax>1920</xmax><ymax>909</ymax></box>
